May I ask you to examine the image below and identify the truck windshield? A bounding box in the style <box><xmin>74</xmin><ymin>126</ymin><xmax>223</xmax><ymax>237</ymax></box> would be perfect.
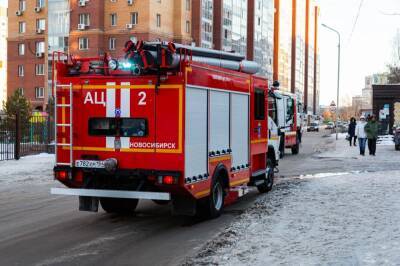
<box><xmin>89</xmin><ymin>118</ymin><xmax>147</xmax><ymax>137</ymax></box>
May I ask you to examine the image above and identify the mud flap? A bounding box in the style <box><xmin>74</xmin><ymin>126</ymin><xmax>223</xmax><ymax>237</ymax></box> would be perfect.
<box><xmin>172</xmin><ymin>196</ymin><xmax>196</xmax><ymax>216</ymax></box>
<box><xmin>79</xmin><ymin>196</ymin><xmax>99</xmax><ymax>212</ymax></box>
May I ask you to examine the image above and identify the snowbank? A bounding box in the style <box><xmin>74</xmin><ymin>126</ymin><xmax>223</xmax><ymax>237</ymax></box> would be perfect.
<box><xmin>0</xmin><ymin>153</ymin><xmax>54</xmax><ymax>186</ymax></box>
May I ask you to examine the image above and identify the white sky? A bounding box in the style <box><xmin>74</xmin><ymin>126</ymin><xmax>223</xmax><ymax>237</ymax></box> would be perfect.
<box><xmin>319</xmin><ymin>0</ymin><xmax>400</xmax><ymax>106</ymax></box>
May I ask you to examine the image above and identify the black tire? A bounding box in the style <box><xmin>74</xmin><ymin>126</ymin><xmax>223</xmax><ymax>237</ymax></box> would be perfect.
<box><xmin>291</xmin><ymin>136</ymin><xmax>300</xmax><ymax>155</ymax></box>
<box><xmin>396</xmin><ymin>145</ymin><xmax>400</xmax><ymax>151</ymax></box>
<box><xmin>197</xmin><ymin>176</ymin><xmax>225</xmax><ymax>219</ymax></box>
<box><xmin>257</xmin><ymin>159</ymin><xmax>274</xmax><ymax>193</ymax></box>
<box><xmin>100</xmin><ymin>198</ymin><xmax>138</xmax><ymax>214</ymax></box>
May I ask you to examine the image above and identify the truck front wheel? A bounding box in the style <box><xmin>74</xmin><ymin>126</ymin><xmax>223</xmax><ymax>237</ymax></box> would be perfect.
<box><xmin>257</xmin><ymin>159</ymin><xmax>274</xmax><ymax>193</ymax></box>
<box><xmin>100</xmin><ymin>198</ymin><xmax>138</xmax><ymax>214</ymax></box>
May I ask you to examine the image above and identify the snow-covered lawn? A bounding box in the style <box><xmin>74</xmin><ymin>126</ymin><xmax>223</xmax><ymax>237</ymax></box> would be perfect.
<box><xmin>0</xmin><ymin>153</ymin><xmax>54</xmax><ymax>186</ymax></box>
<box><xmin>187</xmin><ymin>170</ymin><xmax>400</xmax><ymax>265</ymax></box>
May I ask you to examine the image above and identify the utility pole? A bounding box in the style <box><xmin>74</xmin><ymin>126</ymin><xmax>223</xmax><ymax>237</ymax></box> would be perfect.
<box><xmin>322</xmin><ymin>23</ymin><xmax>341</xmax><ymax>140</ymax></box>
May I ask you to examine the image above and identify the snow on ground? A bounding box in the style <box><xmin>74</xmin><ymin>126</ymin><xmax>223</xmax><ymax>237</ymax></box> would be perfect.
<box><xmin>185</xmin><ymin>170</ymin><xmax>400</xmax><ymax>266</ymax></box>
<box><xmin>0</xmin><ymin>153</ymin><xmax>54</xmax><ymax>186</ymax></box>
<box><xmin>185</xmin><ymin>136</ymin><xmax>400</xmax><ymax>266</ymax></box>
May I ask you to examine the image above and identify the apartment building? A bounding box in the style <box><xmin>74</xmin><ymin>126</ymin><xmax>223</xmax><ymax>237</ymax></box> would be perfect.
<box><xmin>8</xmin><ymin>0</ymin><xmax>319</xmax><ymax>114</ymax></box>
<box><xmin>8</xmin><ymin>0</ymin><xmax>192</xmax><ymax>110</ymax></box>
<box><xmin>0</xmin><ymin>6</ymin><xmax>7</xmax><ymax>109</ymax></box>
<box><xmin>69</xmin><ymin>0</ymin><xmax>192</xmax><ymax>58</ymax></box>
<box><xmin>192</xmin><ymin>0</ymin><xmax>320</xmax><ymax>114</ymax></box>
<box><xmin>8</xmin><ymin>0</ymin><xmax>47</xmax><ymax>111</ymax></box>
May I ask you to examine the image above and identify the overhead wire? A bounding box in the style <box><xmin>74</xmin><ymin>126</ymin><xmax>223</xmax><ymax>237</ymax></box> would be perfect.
<box><xmin>348</xmin><ymin>0</ymin><xmax>365</xmax><ymax>43</ymax></box>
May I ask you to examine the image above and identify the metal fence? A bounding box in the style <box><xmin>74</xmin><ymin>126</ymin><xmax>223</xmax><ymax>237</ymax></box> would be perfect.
<box><xmin>0</xmin><ymin>113</ymin><xmax>54</xmax><ymax>161</ymax></box>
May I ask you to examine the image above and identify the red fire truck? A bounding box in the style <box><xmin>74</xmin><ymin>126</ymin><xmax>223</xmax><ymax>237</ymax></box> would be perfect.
<box><xmin>269</xmin><ymin>83</ymin><xmax>301</xmax><ymax>158</ymax></box>
<box><xmin>51</xmin><ymin>41</ymin><xmax>274</xmax><ymax>218</ymax></box>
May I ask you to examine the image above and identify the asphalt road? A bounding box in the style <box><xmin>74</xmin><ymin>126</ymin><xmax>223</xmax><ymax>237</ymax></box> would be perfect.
<box><xmin>0</xmin><ymin>130</ymin><xmax>335</xmax><ymax>266</ymax></box>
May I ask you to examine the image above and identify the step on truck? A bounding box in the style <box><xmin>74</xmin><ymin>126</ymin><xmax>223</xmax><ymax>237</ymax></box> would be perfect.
<box><xmin>51</xmin><ymin>41</ymin><xmax>275</xmax><ymax>218</ymax></box>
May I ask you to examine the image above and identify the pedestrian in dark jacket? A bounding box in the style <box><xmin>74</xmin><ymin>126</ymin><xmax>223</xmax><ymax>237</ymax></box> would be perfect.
<box><xmin>365</xmin><ymin>115</ymin><xmax>378</xmax><ymax>156</ymax></box>
<box><xmin>348</xmin><ymin>117</ymin><xmax>357</xmax><ymax>146</ymax></box>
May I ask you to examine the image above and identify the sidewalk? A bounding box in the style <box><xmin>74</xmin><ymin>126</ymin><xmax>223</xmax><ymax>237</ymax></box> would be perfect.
<box><xmin>315</xmin><ymin>134</ymin><xmax>398</xmax><ymax>163</ymax></box>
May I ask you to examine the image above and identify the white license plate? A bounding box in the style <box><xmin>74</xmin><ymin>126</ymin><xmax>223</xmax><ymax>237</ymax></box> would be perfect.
<box><xmin>75</xmin><ymin>160</ymin><xmax>105</xmax><ymax>169</ymax></box>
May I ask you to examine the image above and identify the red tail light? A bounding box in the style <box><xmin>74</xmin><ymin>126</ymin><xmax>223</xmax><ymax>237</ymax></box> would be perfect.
<box><xmin>163</xmin><ymin>176</ymin><xmax>175</xmax><ymax>185</ymax></box>
<box><xmin>57</xmin><ymin>170</ymin><xmax>68</xmax><ymax>180</ymax></box>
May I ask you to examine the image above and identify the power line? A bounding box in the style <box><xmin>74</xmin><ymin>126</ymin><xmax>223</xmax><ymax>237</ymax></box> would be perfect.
<box><xmin>348</xmin><ymin>0</ymin><xmax>365</xmax><ymax>43</ymax></box>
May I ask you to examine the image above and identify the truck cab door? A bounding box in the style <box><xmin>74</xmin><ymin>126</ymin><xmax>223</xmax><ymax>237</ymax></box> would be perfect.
<box><xmin>268</xmin><ymin>94</ymin><xmax>280</xmax><ymax>161</ymax></box>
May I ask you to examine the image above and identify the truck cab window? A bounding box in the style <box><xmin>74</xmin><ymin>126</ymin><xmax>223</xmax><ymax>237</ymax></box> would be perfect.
<box><xmin>286</xmin><ymin>97</ymin><xmax>294</xmax><ymax>123</ymax></box>
<box><xmin>254</xmin><ymin>89</ymin><xmax>265</xmax><ymax>120</ymax></box>
<box><xmin>268</xmin><ymin>96</ymin><xmax>278</xmax><ymax>124</ymax></box>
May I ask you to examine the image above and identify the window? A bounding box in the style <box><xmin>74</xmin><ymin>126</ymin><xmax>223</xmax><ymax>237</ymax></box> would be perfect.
<box><xmin>36</xmin><ymin>18</ymin><xmax>46</xmax><ymax>30</ymax></box>
<box><xmin>286</xmin><ymin>97</ymin><xmax>294</xmax><ymax>122</ymax></box>
<box><xmin>36</xmin><ymin>64</ymin><xmax>44</xmax><ymax>75</ymax></box>
<box><xmin>109</xmin><ymin>38</ymin><xmax>116</xmax><ymax>50</ymax></box>
<box><xmin>36</xmin><ymin>0</ymin><xmax>45</xmax><ymax>8</ymax></box>
<box><xmin>110</xmin><ymin>13</ymin><xmax>117</xmax><ymax>26</ymax></box>
<box><xmin>130</xmin><ymin>12</ymin><xmax>138</xmax><ymax>25</ymax></box>
<box><xmin>79</xmin><ymin>13</ymin><xmax>90</xmax><ymax>26</ymax></box>
<box><xmin>36</xmin><ymin>41</ymin><xmax>45</xmax><ymax>53</ymax></box>
<box><xmin>35</xmin><ymin>87</ymin><xmax>44</xmax><ymax>99</ymax></box>
<box><xmin>254</xmin><ymin>89</ymin><xmax>265</xmax><ymax>120</ymax></box>
<box><xmin>18</xmin><ymin>44</ymin><xmax>25</xmax><ymax>55</ymax></box>
<box><xmin>18</xmin><ymin>65</ymin><xmax>24</xmax><ymax>77</ymax></box>
<box><xmin>185</xmin><ymin>21</ymin><xmax>190</xmax><ymax>33</ymax></box>
<box><xmin>186</xmin><ymin>0</ymin><xmax>190</xmax><ymax>11</ymax></box>
<box><xmin>79</xmin><ymin>37</ymin><xmax>89</xmax><ymax>50</ymax></box>
<box><xmin>19</xmin><ymin>22</ymin><xmax>26</xmax><ymax>33</ymax></box>
<box><xmin>268</xmin><ymin>96</ymin><xmax>278</xmax><ymax>124</ymax></box>
<box><xmin>156</xmin><ymin>14</ymin><xmax>161</xmax><ymax>27</ymax></box>
<box><xmin>19</xmin><ymin>0</ymin><xmax>26</xmax><ymax>11</ymax></box>
<box><xmin>17</xmin><ymin>88</ymin><xmax>24</xmax><ymax>95</ymax></box>
<box><xmin>88</xmin><ymin>118</ymin><xmax>148</xmax><ymax>137</ymax></box>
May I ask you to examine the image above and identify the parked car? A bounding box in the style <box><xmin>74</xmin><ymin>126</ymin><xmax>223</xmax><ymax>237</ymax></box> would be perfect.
<box><xmin>325</xmin><ymin>122</ymin><xmax>335</xmax><ymax>129</ymax></box>
<box><xmin>307</xmin><ymin>122</ymin><xmax>319</xmax><ymax>132</ymax></box>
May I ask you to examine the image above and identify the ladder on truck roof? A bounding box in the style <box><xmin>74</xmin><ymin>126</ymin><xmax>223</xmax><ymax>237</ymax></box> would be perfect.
<box><xmin>54</xmin><ymin>82</ymin><xmax>73</xmax><ymax>167</ymax></box>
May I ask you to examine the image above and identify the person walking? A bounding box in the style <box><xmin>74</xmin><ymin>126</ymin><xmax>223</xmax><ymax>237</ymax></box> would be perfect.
<box><xmin>355</xmin><ymin>116</ymin><xmax>367</xmax><ymax>156</ymax></box>
<box><xmin>365</xmin><ymin>115</ymin><xmax>378</xmax><ymax>156</ymax></box>
<box><xmin>348</xmin><ymin>117</ymin><xmax>357</xmax><ymax>146</ymax></box>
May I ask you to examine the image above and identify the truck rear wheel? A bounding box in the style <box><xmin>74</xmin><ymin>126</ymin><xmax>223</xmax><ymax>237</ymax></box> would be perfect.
<box><xmin>257</xmin><ymin>159</ymin><xmax>274</xmax><ymax>193</ymax></box>
<box><xmin>100</xmin><ymin>198</ymin><xmax>138</xmax><ymax>214</ymax></box>
<box><xmin>197</xmin><ymin>176</ymin><xmax>225</xmax><ymax>219</ymax></box>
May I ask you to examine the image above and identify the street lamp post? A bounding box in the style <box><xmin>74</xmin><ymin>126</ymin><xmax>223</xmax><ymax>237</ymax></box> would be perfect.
<box><xmin>322</xmin><ymin>23</ymin><xmax>341</xmax><ymax>140</ymax></box>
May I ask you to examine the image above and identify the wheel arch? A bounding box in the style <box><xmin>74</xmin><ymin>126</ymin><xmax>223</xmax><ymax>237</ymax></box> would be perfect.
<box><xmin>268</xmin><ymin>145</ymin><xmax>278</xmax><ymax>166</ymax></box>
<box><xmin>213</xmin><ymin>163</ymin><xmax>229</xmax><ymax>189</ymax></box>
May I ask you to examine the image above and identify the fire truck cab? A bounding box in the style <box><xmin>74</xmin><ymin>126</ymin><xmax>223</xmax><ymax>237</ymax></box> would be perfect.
<box><xmin>51</xmin><ymin>41</ymin><xmax>274</xmax><ymax>218</ymax></box>
<box><xmin>269</xmin><ymin>84</ymin><xmax>300</xmax><ymax>159</ymax></box>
